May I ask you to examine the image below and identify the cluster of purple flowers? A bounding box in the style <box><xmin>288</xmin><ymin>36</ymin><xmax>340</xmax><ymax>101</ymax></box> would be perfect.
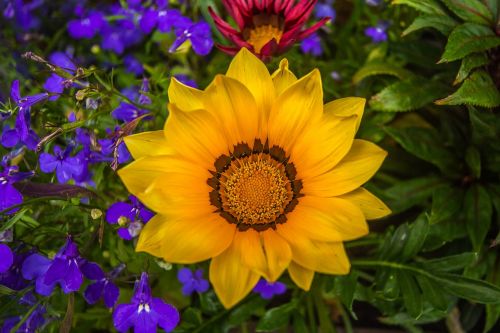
<box><xmin>106</xmin><ymin>195</ymin><xmax>154</xmax><ymax>240</ymax></box>
<box><xmin>67</xmin><ymin>0</ymin><xmax>213</xmax><ymax>57</ymax></box>
<box><xmin>300</xmin><ymin>0</ymin><xmax>337</xmax><ymax>57</ymax></box>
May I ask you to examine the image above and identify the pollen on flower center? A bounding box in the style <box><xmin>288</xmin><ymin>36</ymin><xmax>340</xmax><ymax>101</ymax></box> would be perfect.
<box><xmin>220</xmin><ymin>155</ymin><xmax>292</xmax><ymax>225</ymax></box>
<box><xmin>208</xmin><ymin>140</ymin><xmax>303</xmax><ymax>232</ymax></box>
<box><xmin>246</xmin><ymin>25</ymin><xmax>283</xmax><ymax>54</ymax></box>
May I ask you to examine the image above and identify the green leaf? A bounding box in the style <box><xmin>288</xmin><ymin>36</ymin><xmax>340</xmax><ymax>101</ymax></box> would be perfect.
<box><xmin>256</xmin><ymin>301</ymin><xmax>297</xmax><ymax>332</ymax></box>
<box><xmin>440</xmin><ymin>0</ymin><xmax>494</xmax><ymax>25</ymax></box>
<box><xmin>424</xmin><ymin>253</ymin><xmax>478</xmax><ymax>272</ymax></box>
<box><xmin>433</xmin><ymin>273</ymin><xmax>500</xmax><ymax>303</ymax></box>
<box><xmin>384</xmin><ymin>177</ymin><xmax>447</xmax><ymax>213</ymax></box>
<box><xmin>402</xmin><ymin>14</ymin><xmax>458</xmax><ymax>36</ymax></box>
<box><xmin>399</xmin><ymin>271</ymin><xmax>423</xmax><ymax>318</ymax></box>
<box><xmin>465</xmin><ymin>146</ymin><xmax>481</xmax><ymax>178</ymax></box>
<box><xmin>401</xmin><ymin>215</ymin><xmax>430</xmax><ymax>261</ymax></box>
<box><xmin>182</xmin><ymin>308</ymin><xmax>203</xmax><ymax>326</ymax></box>
<box><xmin>439</xmin><ymin>23</ymin><xmax>500</xmax><ymax>63</ymax></box>
<box><xmin>436</xmin><ymin>71</ymin><xmax>500</xmax><ymax>107</ymax></box>
<box><xmin>415</xmin><ymin>275</ymin><xmax>449</xmax><ymax>311</ymax></box>
<box><xmin>227</xmin><ymin>297</ymin><xmax>267</xmax><ymax>326</ymax></box>
<box><xmin>370</xmin><ymin>77</ymin><xmax>449</xmax><ymax>112</ymax></box>
<box><xmin>200</xmin><ymin>290</ymin><xmax>223</xmax><ymax>314</ymax></box>
<box><xmin>335</xmin><ymin>273</ymin><xmax>358</xmax><ymax>318</ymax></box>
<box><xmin>352</xmin><ymin>62</ymin><xmax>413</xmax><ymax>84</ymax></box>
<box><xmin>454</xmin><ymin>53</ymin><xmax>489</xmax><ymax>84</ymax></box>
<box><xmin>464</xmin><ymin>185</ymin><xmax>493</xmax><ymax>251</ymax></box>
<box><xmin>385</xmin><ymin>127</ymin><xmax>457</xmax><ymax>172</ymax></box>
<box><xmin>392</xmin><ymin>0</ymin><xmax>447</xmax><ymax>14</ymax></box>
<box><xmin>429</xmin><ymin>186</ymin><xmax>464</xmax><ymax>224</ymax></box>
<box><xmin>484</xmin><ymin>304</ymin><xmax>500</xmax><ymax>332</ymax></box>
<box><xmin>469</xmin><ymin>107</ymin><xmax>499</xmax><ymax>144</ymax></box>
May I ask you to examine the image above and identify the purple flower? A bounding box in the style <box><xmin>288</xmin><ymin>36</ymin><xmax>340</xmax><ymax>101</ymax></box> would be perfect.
<box><xmin>106</xmin><ymin>195</ymin><xmax>154</xmax><ymax>240</ymax></box>
<box><xmin>169</xmin><ymin>20</ymin><xmax>214</xmax><ymax>56</ymax></box>
<box><xmin>10</xmin><ymin>79</ymin><xmax>48</xmax><ymax>110</ymax></box>
<box><xmin>0</xmin><ymin>247</ymin><xmax>31</xmax><ymax>290</ymax></box>
<box><xmin>157</xmin><ymin>9</ymin><xmax>189</xmax><ymax>33</ymax></box>
<box><xmin>315</xmin><ymin>1</ymin><xmax>336</xmax><ymax>21</ymax></box>
<box><xmin>300</xmin><ymin>33</ymin><xmax>323</xmax><ymax>56</ymax></box>
<box><xmin>330</xmin><ymin>71</ymin><xmax>341</xmax><ymax>81</ymax></box>
<box><xmin>1</xmin><ymin>293</ymin><xmax>46</xmax><ymax>333</ymax></box>
<box><xmin>99</xmin><ymin>136</ymin><xmax>131</xmax><ymax>165</ymax></box>
<box><xmin>1</xmin><ymin>109</ymin><xmax>39</xmax><ymax>150</ymax></box>
<box><xmin>113</xmin><ymin>272</ymin><xmax>180</xmax><ymax>332</ymax></box>
<box><xmin>174</xmin><ymin>75</ymin><xmax>197</xmax><ymax>88</ymax></box>
<box><xmin>43</xmin><ymin>51</ymin><xmax>77</xmax><ymax>100</ymax></box>
<box><xmin>0</xmin><ymin>164</ymin><xmax>33</xmax><ymax>214</ymax></box>
<box><xmin>0</xmin><ymin>244</ymin><xmax>13</xmax><ymax>273</ymax></box>
<box><xmin>177</xmin><ymin>268</ymin><xmax>209</xmax><ymax>296</ymax></box>
<box><xmin>82</xmin><ymin>263</ymin><xmax>124</xmax><ymax>308</ymax></box>
<box><xmin>39</xmin><ymin>145</ymin><xmax>84</xmax><ymax>183</ymax></box>
<box><xmin>366</xmin><ymin>0</ymin><xmax>383</xmax><ymax>6</ymax></box>
<box><xmin>67</xmin><ymin>11</ymin><xmax>105</xmax><ymax>39</ymax></box>
<box><xmin>364</xmin><ymin>21</ymin><xmax>390</xmax><ymax>43</ymax></box>
<box><xmin>124</xmin><ymin>55</ymin><xmax>144</xmax><ymax>76</ymax></box>
<box><xmin>22</xmin><ymin>237</ymin><xmax>86</xmax><ymax>296</ymax></box>
<box><xmin>252</xmin><ymin>279</ymin><xmax>287</xmax><ymax>299</ymax></box>
<box><xmin>139</xmin><ymin>8</ymin><xmax>158</xmax><ymax>34</ymax></box>
<box><xmin>3</xmin><ymin>0</ymin><xmax>43</xmax><ymax>30</ymax></box>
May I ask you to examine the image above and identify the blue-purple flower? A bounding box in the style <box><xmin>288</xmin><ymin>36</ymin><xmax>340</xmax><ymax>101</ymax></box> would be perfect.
<box><xmin>22</xmin><ymin>237</ymin><xmax>86</xmax><ymax>296</ymax></box>
<box><xmin>177</xmin><ymin>268</ymin><xmax>209</xmax><ymax>296</ymax></box>
<box><xmin>0</xmin><ymin>163</ymin><xmax>34</xmax><ymax>214</ymax></box>
<box><xmin>174</xmin><ymin>75</ymin><xmax>197</xmax><ymax>88</ymax></box>
<box><xmin>111</xmin><ymin>79</ymin><xmax>151</xmax><ymax>123</ymax></box>
<box><xmin>0</xmin><ymin>244</ymin><xmax>13</xmax><ymax>273</ymax></box>
<box><xmin>364</xmin><ymin>21</ymin><xmax>390</xmax><ymax>43</ymax></box>
<box><xmin>315</xmin><ymin>0</ymin><xmax>336</xmax><ymax>21</ymax></box>
<box><xmin>252</xmin><ymin>279</ymin><xmax>287</xmax><ymax>300</ymax></box>
<box><xmin>124</xmin><ymin>55</ymin><xmax>144</xmax><ymax>76</ymax></box>
<box><xmin>42</xmin><ymin>51</ymin><xmax>77</xmax><ymax>100</ymax></box>
<box><xmin>106</xmin><ymin>195</ymin><xmax>154</xmax><ymax>240</ymax></box>
<box><xmin>113</xmin><ymin>272</ymin><xmax>180</xmax><ymax>332</ymax></box>
<box><xmin>0</xmin><ymin>293</ymin><xmax>46</xmax><ymax>333</ymax></box>
<box><xmin>82</xmin><ymin>263</ymin><xmax>124</xmax><ymax>308</ymax></box>
<box><xmin>0</xmin><ymin>247</ymin><xmax>31</xmax><ymax>290</ymax></box>
<box><xmin>169</xmin><ymin>20</ymin><xmax>213</xmax><ymax>56</ymax></box>
<box><xmin>39</xmin><ymin>145</ymin><xmax>84</xmax><ymax>183</ymax></box>
<box><xmin>67</xmin><ymin>11</ymin><xmax>105</xmax><ymax>39</ymax></box>
<box><xmin>301</xmin><ymin>33</ymin><xmax>323</xmax><ymax>56</ymax></box>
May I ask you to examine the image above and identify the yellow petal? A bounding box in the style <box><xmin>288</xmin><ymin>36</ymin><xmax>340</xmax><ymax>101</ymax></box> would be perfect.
<box><xmin>137</xmin><ymin>214</ymin><xmax>235</xmax><ymax>264</ymax></box>
<box><xmin>123</xmin><ymin>130</ymin><xmax>173</xmax><ymax>160</ymax></box>
<box><xmin>165</xmin><ymin>104</ymin><xmax>228</xmax><ymax>169</ymax></box>
<box><xmin>288</xmin><ymin>261</ymin><xmax>314</xmax><ymax>291</ymax></box>
<box><xmin>210</xmin><ymin>241</ymin><xmax>260</xmax><ymax>308</ymax></box>
<box><xmin>261</xmin><ymin>230</ymin><xmax>292</xmax><ymax>281</ymax></box>
<box><xmin>226</xmin><ymin>48</ymin><xmax>275</xmax><ymax>119</ymax></box>
<box><xmin>117</xmin><ymin>155</ymin><xmax>172</xmax><ymax>195</ymax></box>
<box><xmin>304</xmin><ymin>139</ymin><xmax>387</xmax><ymax>197</ymax></box>
<box><xmin>271</xmin><ymin>58</ymin><xmax>297</xmax><ymax>96</ymax></box>
<box><xmin>268</xmin><ymin>69</ymin><xmax>323</xmax><ymax>152</ymax></box>
<box><xmin>203</xmin><ymin>75</ymin><xmax>260</xmax><ymax>145</ymax></box>
<box><xmin>338</xmin><ymin>187</ymin><xmax>391</xmax><ymax>220</ymax></box>
<box><xmin>168</xmin><ymin>77</ymin><xmax>204</xmax><ymax>111</ymax></box>
<box><xmin>234</xmin><ymin>230</ymin><xmax>268</xmax><ymax>278</ymax></box>
<box><xmin>324</xmin><ymin>97</ymin><xmax>366</xmax><ymax>132</ymax></box>
<box><xmin>291</xmin><ymin>115</ymin><xmax>358</xmax><ymax>180</ymax></box>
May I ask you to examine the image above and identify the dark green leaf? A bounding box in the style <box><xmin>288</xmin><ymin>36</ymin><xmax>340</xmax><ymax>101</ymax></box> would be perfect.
<box><xmin>182</xmin><ymin>308</ymin><xmax>203</xmax><ymax>326</ymax></box>
<box><xmin>384</xmin><ymin>177</ymin><xmax>447</xmax><ymax>213</ymax></box>
<box><xmin>292</xmin><ymin>313</ymin><xmax>309</xmax><ymax>333</ymax></box>
<box><xmin>370</xmin><ymin>77</ymin><xmax>449</xmax><ymax>112</ymax></box>
<box><xmin>403</xmin><ymin>14</ymin><xmax>458</xmax><ymax>36</ymax></box>
<box><xmin>256</xmin><ymin>301</ymin><xmax>297</xmax><ymax>332</ymax></box>
<box><xmin>335</xmin><ymin>273</ymin><xmax>358</xmax><ymax>318</ymax></box>
<box><xmin>484</xmin><ymin>304</ymin><xmax>500</xmax><ymax>332</ymax></box>
<box><xmin>433</xmin><ymin>273</ymin><xmax>500</xmax><ymax>303</ymax></box>
<box><xmin>465</xmin><ymin>146</ymin><xmax>481</xmax><ymax>178</ymax></box>
<box><xmin>228</xmin><ymin>297</ymin><xmax>267</xmax><ymax>326</ymax></box>
<box><xmin>469</xmin><ymin>107</ymin><xmax>499</xmax><ymax>144</ymax></box>
<box><xmin>392</xmin><ymin>0</ymin><xmax>447</xmax><ymax>14</ymax></box>
<box><xmin>464</xmin><ymin>185</ymin><xmax>493</xmax><ymax>251</ymax></box>
<box><xmin>352</xmin><ymin>62</ymin><xmax>413</xmax><ymax>84</ymax></box>
<box><xmin>0</xmin><ymin>284</ymin><xmax>16</xmax><ymax>295</ymax></box>
<box><xmin>455</xmin><ymin>53</ymin><xmax>489</xmax><ymax>84</ymax></box>
<box><xmin>439</xmin><ymin>24</ymin><xmax>500</xmax><ymax>63</ymax></box>
<box><xmin>382</xmin><ymin>224</ymin><xmax>410</xmax><ymax>260</ymax></box>
<box><xmin>200</xmin><ymin>290</ymin><xmax>223</xmax><ymax>314</ymax></box>
<box><xmin>416</xmin><ymin>275</ymin><xmax>449</xmax><ymax>311</ymax></box>
<box><xmin>436</xmin><ymin>70</ymin><xmax>500</xmax><ymax>107</ymax></box>
<box><xmin>401</xmin><ymin>214</ymin><xmax>430</xmax><ymax>261</ymax></box>
<box><xmin>0</xmin><ymin>208</ymin><xmax>28</xmax><ymax>232</ymax></box>
<box><xmin>440</xmin><ymin>0</ymin><xmax>494</xmax><ymax>25</ymax></box>
<box><xmin>429</xmin><ymin>186</ymin><xmax>464</xmax><ymax>224</ymax></box>
<box><xmin>385</xmin><ymin>127</ymin><xmax>457</xmax><ymax>172</ymax></box>
<box><xmin>399</xmin><ymin>271</ymin><xmax>423</xmax><ymax>318</ymax></box>
<box><xmin>425</xmin><ymin>253</ymin><xmax>478</xmax><ymax>272</ymax></box>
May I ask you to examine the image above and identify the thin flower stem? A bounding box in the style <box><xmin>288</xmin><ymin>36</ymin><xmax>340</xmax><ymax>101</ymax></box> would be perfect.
<box><xmin>313</xmin><ymin>278</ymin><xmax>337</xmax><ymax>333</ymax></box>
<box><xmin>10</xmin><ymin>298</ymin><xmax>43</xmax><ymax>333</ymax></box>
<box><xmin>306</xmin><ymin>292</ymin><xmax>317</xmax><ymax>333</ymax></box>
<box><xmin>336</xmin><ymin>300</ymin><xmax>354</xmax><ymax>333</ymax></box>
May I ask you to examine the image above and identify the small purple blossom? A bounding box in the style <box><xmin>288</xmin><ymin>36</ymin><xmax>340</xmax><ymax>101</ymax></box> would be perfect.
<box><xmin>124</xmin><ymin>55</ymin><xmax>144</xmax><ymax>76</ymax></box>
<box><xmin>300</xmin><ymin>33</ymin><xmax>323</xmax><ymax>56</ymax></box>
<box><xmin>82</xmin><ymin>263</ymin><xmax>124</xmax><ymax>308</ymax></box>
<box><xmin>315</xmin><ymin>0</ymin><xmax>336</xmax><ymax>21</ymax></box>
<box><xmin>113</xmin><ymin>272</ymin><xmax>180</xmax><ymax>333</ymax></box>
<box><xmin>39</xmin><ymin>145</ymin><xmax>84</xmax><ymax>183</ymax></box>
<box><xmin>177</xmin><ymin>268</ymin><xmax>209</xmax><ymax>296</ymax></box>
<box><xmin>1</xmin><ymin>293</ymin><xmax>46</xmax><ymax>333</ymax></box>
<box><xmin>0</xmin><ymin>244</ymin><xmax>13</xmax><ymax>273</ymax></box>
<box><xmin>252</xmin><ymin>279</ymin><xmax>287</xmax><ymax>299</ymax></box>
<box><xmin>169</xmin><ymin>20</ymin><xmax>214</xmax><ymax>56</ymax></box>
<box><xmin>0</xmin><ymin>164</ymin><xmax>34</xmax><ymax>214</ymax></box>
<box><xmin>0</xmin><ymin>248</ymin><xmax>31</xmax><ymax>290</ymax></box>
<box><xmin>67</xmin><ymin>11</ymin><xmax>105</xmax><ymax>39</ymax></box>
<box><xmin>22</xmin><ymin>237</ymin><xmax>86</xmax><ymax>296</ymax></box>
<box><xmin>174</xmin><ymin>75</ymin><xmax>197</xmax><ymax>88</ymax></box>
<box><xmin>106</xmin><ymin>195</ymin><xmax>154</xmax><ymax>240</ymax></box>
<box><xmin>111</xmin><ymin>79</ymin><xmax>151</xmax><ymax>122</ymax></box>
<box><xmin>364</xmin><ymin>21</ymin><xmax>390</xmax><ymax>43</ymax></box>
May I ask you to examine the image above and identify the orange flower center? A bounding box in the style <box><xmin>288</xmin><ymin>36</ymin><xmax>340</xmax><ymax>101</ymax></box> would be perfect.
<box><xmin>247</xmin><ymin>25</ymin><xmax>283</xmax><ymax>54</ymax></box>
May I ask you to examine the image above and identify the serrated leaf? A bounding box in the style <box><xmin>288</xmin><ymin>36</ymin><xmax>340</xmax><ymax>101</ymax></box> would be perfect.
<box><xmin>465</xmin><ymin>146</ymin><xmax>481</xmax><ymax>178</ymax></box>
<box><xmin>455</xmin><ymin>53</ymin><xmax>489</xmax><ymax>84</ymax></box>
<box><xmin>385</xmin><ymin>127</ymin><xmax>457</xmax><ymax>172</ymax></box>
<box><xmin>352</xmin><ymin>62</ymin><xmax>412</xmax><ymax>84</ymax></box>
<box><xmin>392</xmin><ymin>0</ymin><xmax>446</xmax><ymax>15</ymax></box>
<box><xmin>256</xmin><ymin>301</ymin><xmax>297</xmax><ymax>332</ymax></box>
<box><xmin>403</xmin><ymin>14</ymin><xmax>458</xmax><ymax>36</ymax></box>
<box><xmin>439</xmin><ymin>23</ymin><xmax>500</xmax><ymax>63</ymax></box>
<box><xmin>465</xmin><ymin>185</ymin><xmax>493</xmax><ymax>251</ymax></box>
<box><xmin>425</xmin><ymin>253</ymin><xmax>477</xmax><ymax>272</ymax></box>
<box><xmin>429</xmin><ymin>186</ymin><xmax>463</xmax><ymax>224</ymax></box>
<box><xmin>370</xmin><ymin>77</ymin><xmax>449</xmax><ymax>112</ymax></box>
<box><xmin>416</xmin><ymin>275</ymin><xmax>449</xmax><ymax>312</ymax></box>
<box><xmin>437</xmin><ymin>70</ymin><xmax>500</xmax><ymax>107</ymax></box>
<box><xmin>440</xmin><ymin>0</ymin><xmax>494</xmax><ymax>25</ymax></box>
<box><xmin>399</xmin><ymin>271</ymin><xmax>423</xmax><ymax>318</ymax></box>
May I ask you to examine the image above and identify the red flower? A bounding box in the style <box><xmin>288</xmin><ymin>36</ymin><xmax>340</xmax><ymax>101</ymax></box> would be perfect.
<box><xmin>209</xmin><ymin>0</ymin><xmax>330</xmax><ymax>60</ymax></box>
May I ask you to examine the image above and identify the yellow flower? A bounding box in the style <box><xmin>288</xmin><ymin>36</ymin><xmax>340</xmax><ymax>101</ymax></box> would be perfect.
<box><xmin>118</xmin><ymin>48</ymin><xmax>391</xmax><ymax>308</ymax></box>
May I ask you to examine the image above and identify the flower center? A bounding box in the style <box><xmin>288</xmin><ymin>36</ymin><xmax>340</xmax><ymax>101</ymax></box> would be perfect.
<box><xmin>246</xmin><ymin>25</ymin><xmax>283</xmax><ymax>54</ymax></box>
<box><xmin>208</xmin><ymin>140</ymin><xmax>302</xmax><ymax>232</ymax></box>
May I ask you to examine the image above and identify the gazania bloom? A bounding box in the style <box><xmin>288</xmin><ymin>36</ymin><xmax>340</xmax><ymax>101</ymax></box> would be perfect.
<box><xmin>118</xmin><ymin>48</ymin><xmax>390</xmax><ymax>308</ymax></box>
<box><xmin>209</xmin><ymin>0</ymin><xmax>330</xmax><ymax>59</ymax></box>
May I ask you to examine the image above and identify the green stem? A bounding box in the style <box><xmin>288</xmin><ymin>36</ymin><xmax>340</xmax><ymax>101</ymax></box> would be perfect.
<box><xmin>306</xmin><ymin>292</ymin><xmax>317</xmax><ymax>333</ymax></box>
<box><xmin>10</xmin><ymin>298</ymin><xmax>43</xmax><ymax>333</ymax></box>
<box><xmin>314</xmin><ymin>279</ymin><xmax>337</xmax><ymax>333</ymax></box>
<box><xmin>337</xmin><ymin>301</ymin><xmax>353</xmax><ymax>333</ymax></box>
